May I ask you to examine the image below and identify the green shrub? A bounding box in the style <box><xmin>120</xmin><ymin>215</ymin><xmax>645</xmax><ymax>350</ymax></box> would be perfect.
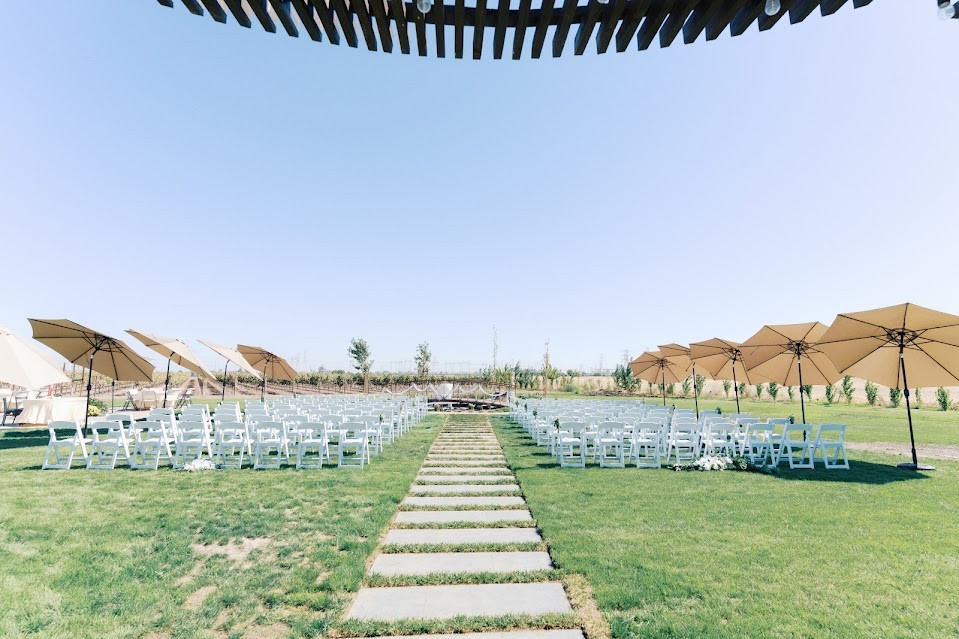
<box><xmin>889</xmin><ymin>387</ymin><xmax>902</xmax><ymax>408</ymax></box>
<box><xmin>824</xmin><ymin>384</ymin><xmax>837</xmax><ymax>404</ymax></box>
<box><xmin>802</xmin><ymin>385</ymin><xmax>813</xmax><ymax>401</ymax></box>
<box><xmin>767</xmin><ymin>382</ymin><xmax>779</xmax><ymax>400</ymax></box>
<box><xmin>681</xmin><ymin>377</ymin><xmax>692</xmax><ymax>398</ymax></box>
<box><xmin>562</xmin><ymin>382</ymin><xmax>578</xmax><ymax>394</ymax></box>
<box><xmin>842</xmin><ymin>375</ymin><xmax>855</xmax><ymax>404</ymax></box>
<box><xmin>694</xmin><ymin>374</ymin><xmax>706</xmax><ymax>396</ymax></box>
<box><xmin>787</xmin><ymin>386</ymin><xmax>795</xmax><ymax>401</ymax></box>
<box><xmin>722</xmin><ymin>380</ymin><xmax>731</xmax><ymax>398</ymax></box>
<box><xmin>666</xmin><ymin>382</ymin><xmax>675</xmax><ymax>397</ymax></box>
<box><xmin>737</xmin><ymin>382</ymin><xmax>747</xmax><ymax>398</ymax></box>
<box><xmin>865</xmin><ymin>381</ymin><xmax>879</xmax><ymax>406</ymax></box>
<box><xmin>755</xmin><ymin>384</ymin><xmax>764</xmax><ymax>400</ymax></box>
<box><xmin>937</xmin><ymin>387</ymin><xmax>950</xmax><ymax>411</ymax></box>
<box><xmin>915</xmin><ymin>387</ymin><xmax>922</xmax><ymax>408</ymax></box>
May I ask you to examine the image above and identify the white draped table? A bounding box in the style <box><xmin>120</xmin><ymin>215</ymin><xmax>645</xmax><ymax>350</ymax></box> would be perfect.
<box><xmin>15</xmin><ymin>398</ymin><xmax>88</xmax><ymax>424</ymax></box>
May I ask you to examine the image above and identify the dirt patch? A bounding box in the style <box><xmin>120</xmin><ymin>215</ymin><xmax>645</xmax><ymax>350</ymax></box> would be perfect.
<box><xmin>846</xmin><ymin>441</ymin><xmax>959</xmax><ymax>461</ymax></box>
<box><xmin>242</xmin><ymin>622</ymin><xmax>291</xmax><ymax>638</ymax></box>
<box><xmin>184</xmin><ymin>585</ymin><xmax>216</xmax><ymax>611</ymax></box>
<box><xmin>144</xmin><ymin>634</ymin><xmax>171</xmax><ymax>639</ymax></box>
<box><xmin>192</xmin><ymin>537</ymin><xmax>272</xmax><ymax>569</ymax></box>
<box><xmin>563</xmin><ymin>573</ymin><xmax>611</xmax><ymax>639</ymax></box>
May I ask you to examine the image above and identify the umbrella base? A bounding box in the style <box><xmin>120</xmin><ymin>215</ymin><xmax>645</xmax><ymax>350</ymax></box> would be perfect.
<box><xmin>897</xmin><ymin>462</ymin><xmax>936</xmax><ymax>471</ymax></box>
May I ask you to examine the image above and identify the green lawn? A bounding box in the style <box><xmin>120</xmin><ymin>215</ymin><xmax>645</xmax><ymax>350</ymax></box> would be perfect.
<box><xmin>493</xmin><ymin>415</ymin><xmax>959</xmax><ymax>639</ymax></box>
<box><xmin>521</xmin><ymin>394</ymin><xmax>959</xmax><ymax>445</ymax></box>
<box><xmin>0</xmin><ymin>416</ymin><xmax>442</xmax><ymax>639</ymax></box>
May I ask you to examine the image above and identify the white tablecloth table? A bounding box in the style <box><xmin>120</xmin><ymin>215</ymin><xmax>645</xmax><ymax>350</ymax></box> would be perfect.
<box><xmin>15</xmin><ymin>398</ymin><xmax>88</xmax><ymax>424</ymax></box>
<box><xmin>128</xmin><ymin>389</ymin><xmax>180</xmax><ymax>409</ymax></box>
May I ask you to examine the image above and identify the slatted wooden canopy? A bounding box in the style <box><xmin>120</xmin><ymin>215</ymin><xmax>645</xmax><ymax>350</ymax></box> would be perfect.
<box><xmin>155</xmin><ymin>0</ymin><xmax>875</xmax><ymax>59</ymax></box>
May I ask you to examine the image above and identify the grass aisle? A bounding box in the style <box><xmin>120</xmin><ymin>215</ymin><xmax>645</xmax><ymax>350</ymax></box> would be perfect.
<box><xmin>492</xmin><ymin>415</ymin><xmax>959</xmax><ymax>639</ymax></box>
<box><xmin>0</xmin><ymin>415</ymin><xmax>442</xmax><ymax>639</ymax></box>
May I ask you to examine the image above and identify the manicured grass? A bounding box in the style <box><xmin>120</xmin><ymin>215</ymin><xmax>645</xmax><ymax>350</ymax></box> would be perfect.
<box><xmin>522</xmin><ymin>394</ymin><xmax>959</xmax><ymax>445</ymax></box>
<box><xmin>0</xmin><ymin>416</ymin><xmax>442</xmax><ymax>639</ymax></box>
<box><xmin>493</xmin><ymin>416</ymin><xmax>959</xmax><ymax>639</ymax></box>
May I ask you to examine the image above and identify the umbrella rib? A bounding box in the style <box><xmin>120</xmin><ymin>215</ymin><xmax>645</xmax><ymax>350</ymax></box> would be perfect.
<box><xmin>912</xmin><ymin>342</ymin><xmax>959</xmax><ymax>386</ymax></box>
<box><xmin>825</xmin><ymin>337</ymin><xmax>889</xmax><ymax>374</ymax></box>
<box><xmin>805</xmin><ymin>354</ymin><xmax>832</xmax><ymax>385</ymax></box>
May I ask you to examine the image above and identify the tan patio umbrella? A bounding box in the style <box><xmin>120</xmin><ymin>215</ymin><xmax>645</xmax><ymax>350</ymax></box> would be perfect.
<box><xmin>28</xmin><ymin>319</ymin><xmax>154</xmax><ymax>433</ymax></box>
<box><xmin>237</xmin><ymin>345</ymin><xmax>298</xmax><ymax>400</ymax></box>
<box><xmin>740</xmin><ymin>322</ymin><xmax>842</xmax><ymax>424</ymax></box>
<box><xmin>127</xmin><ymin>330</ymin><xmax>216</xmax><ymax>408</ymax></box>
<box><xmin>198</xmin><ymin>339</ymin><xmax>262</xmax><ymax>402</ymax></box>
<box><xmin>630</xmin><ymin>350</ymin><xmax>691</xmax><ymax>407</ymax></box>
<box><xmin>689</xmin><ymin>337</ymin><xmax>767</xmax><ymax>414</ymax></box>
<box><xmin>659</xmin><ymin>343</ymin><xmax>711</xmax><ymax>418</ymax></box>
<box><xmin>819</xmin><ymin>302</ymin><xmax>959</xmax><ymax>470</ymax></box>
<box><xmin>0</xmin><ymin>325</ymin><xmax>70</xmax><ymax>390</ymax></box>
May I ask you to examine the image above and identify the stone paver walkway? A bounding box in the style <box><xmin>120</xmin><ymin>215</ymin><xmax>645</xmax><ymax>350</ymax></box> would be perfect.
<box><xmin>345</xmin><ymin>415</ymin><xmax>583</xmax><ymax>638</ymax></box>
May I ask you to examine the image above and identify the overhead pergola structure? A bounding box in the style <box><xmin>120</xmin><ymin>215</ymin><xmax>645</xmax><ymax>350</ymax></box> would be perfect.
<box><xmin>154</xmin><ymin>0</ymin><xmax>878</xmax><ymax>60</ymax></box>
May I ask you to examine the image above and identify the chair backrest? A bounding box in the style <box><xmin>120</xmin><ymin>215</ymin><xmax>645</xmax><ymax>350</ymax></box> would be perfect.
<box><xmin>48</xmin><ymin>420</ymin><xmax>79</xmax><ymax>440</ymax></box>
<box><xmin>815</xmin><ymin>424</ymin><xmax>846</xmax><ymax>443</ymax></box>
<box><xmin>783</xmin><ymin>424</ymin><xmax>813</xmax><ymax>443</ymax></box>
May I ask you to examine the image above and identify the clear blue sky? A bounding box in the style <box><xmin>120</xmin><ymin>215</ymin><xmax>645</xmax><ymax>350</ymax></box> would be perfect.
<box><xmin>1</xmin><ymin>1</ymin><xmax>956</xmax><ymax>373</ymax></box>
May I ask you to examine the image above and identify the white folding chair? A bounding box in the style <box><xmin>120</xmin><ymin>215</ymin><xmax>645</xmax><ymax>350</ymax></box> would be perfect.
<box><xmin>213</xmin><ymin>423</ymin><xmax>248</xmax><ymax>469</ymax></box>
<box><xmin>252</xmin><ymin>421</ymin><xmax>285</xmax><ymax>469</ymax></box>
<box><xmin>87</xmin><ymin>420</ymin><xmax>124</xmax><ymax>470</ymax></box>
<box><xmin>812</xmin><ymin>424</ymin><xmax>849</xmax><ymax>470</ymax></box>
<box><xmin>777</xmin><ymin>424</ymin><xmax>814</xmax><ymax>469</ymax></box>
<box><xmin>557</xmin><ymin>423</ymin><xmax>587</xmax><ymax>468</ymax></box>
<box><xmin>596</xmin><ymin>422</ymin><xmax>626</xmax><ymax>468</ymax></box>
<box><xmin>338</xmin><ymin>423</ymin><xmax>369</xmax><ymax>469</ymax></box>
<box><xmin>129</xmin><ymin>420</ymin><xmax>172</xmax><ymax>470</ymax></box>
<box><xmin>296</xmin><ymin>423</ymin><xmax>329</xmax><ymax>469</ymax></box>
<box><xmin>42</xmin><ymin>421</ymin><xmax>90</xmax><ymax>470</ymax></box>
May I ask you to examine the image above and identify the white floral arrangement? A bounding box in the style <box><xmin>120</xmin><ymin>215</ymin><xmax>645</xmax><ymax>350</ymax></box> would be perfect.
<box><xmin>673</xmin><ymin>455</ymin><xmax>733</xmax><ymax>471</ymax></box>
<box><xmin>182</xmin><ymin>459</ymin><xmax>216</xmax><ymax>472</ymax></box>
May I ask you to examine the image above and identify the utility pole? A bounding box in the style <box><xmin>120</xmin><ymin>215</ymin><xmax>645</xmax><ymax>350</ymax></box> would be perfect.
<box><xmin>492</xmin><ymin>324</ymin><xmax>499</xmax><ymax>374</ymax></box>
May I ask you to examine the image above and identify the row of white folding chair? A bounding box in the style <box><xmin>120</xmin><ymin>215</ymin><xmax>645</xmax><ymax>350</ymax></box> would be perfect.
<box><xmin>745</xmin><ymin>423</ymin><xmax>849</xmax><ymax>469</ymax></box>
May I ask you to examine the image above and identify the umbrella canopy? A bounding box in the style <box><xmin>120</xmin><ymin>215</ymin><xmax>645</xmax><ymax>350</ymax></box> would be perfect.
<box><xmin>819</xmin><ymin>302</ymin><xmax>959</xmax><ymax>470</ymax></box>
<box><xmin>237</xmin><ymin>345</ymin><xmax>298</xmax><ymax>400</ymax></box>
<box><xmin>0</xmin><ymin>325</ymin><xmax>70</xmax><ymax>390</ymax></box>
<box><xmin>127</xmin><ymin>330</ymin><xmax>216</xmax><ymax>408</ymax></box>
<box><xmin>630</xmin><ymin>350</ymin><xmax>691</xmax><ymax>406</ymax></box>
<box><xmin>198</xmin><ymin>339</ymin><xmax>263</xmax><ymax>401</ymax></box>
<box><xmin>28</xmin><ymin>319</ymin><xmax>154</xmax><ymax>432</ymax></box>
<box><xmin>689</xmin><ymin>337</ymin><xmax>767</xmax><ymax>413</ymax></box>
<box><xmin>658</xmin><ymin>343</ymin><xmax>711</xmax><ymax>417</ymax></box>
<box><xmin>28</xmin><ymin>320</ymin><xmax>154</xmax><ymax>382</ymax></box>
<box><xmin>127</xmin><ymin>331</ymin><xmax>215</xmax><ymax>380</ymax></box>
<box><xmin>740</xmin><ymin>322</ymin><xmax>842</xmax><ymax>423</ymax></box>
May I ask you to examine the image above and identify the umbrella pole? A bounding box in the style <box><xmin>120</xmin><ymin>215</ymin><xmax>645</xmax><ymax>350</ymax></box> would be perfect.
<box><xmin>662</xmin><ymin>368</ymin><xmax>667</xmax><ymax>407</ymax></box>
<box><xmin>162</xmin><ymin>358</ymin><xmax>171</xmax><ymax>408</ymax></box>
<box><xmin>83</xmin><ymin>354</ymin><xmax>94</xmax><ymax>436</ymax></box>
<box><xmin>732</xmin><ymin>362</ymin><xmax>740</xmax><ymax>414</ymax></box>
<box><xmin>111</xmin><ymin>380</ymin><xmax>115</xmax><ymax>412</ymax></box>
<box><xmin>261</xmin><ymin>362</ymin><xmax>268</xmax><ymax>401</ymax></box>
<box><xmin>222</xmin><ymin>361</ymin><xmax>229</xmax><ymax>403</ymax></box>
<box><xmin>797</xmin><ymin>355</ymin><xmax>806</xmax><ymax>424</ymax></box>
<box><xmin>692</xmin><ymin>364</ymin><xmax>700</xmax><ymax>419</ymax></box>
<box><xmin>899</xmin><ymin>345</ymin><xmax>921</xmax><ymax>469</ymax></box>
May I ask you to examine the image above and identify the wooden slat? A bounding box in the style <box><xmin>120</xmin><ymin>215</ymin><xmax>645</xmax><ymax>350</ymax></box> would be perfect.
<box><xmin>473</xmin><ymin>0</ymin><xmax>488</xmax><ymax>59</ymax></box>
<box><xmin>729</xmin><ymin>0</ymin><xmax>763</xmax><ymax>36</ymax></box>
<box><xmin>309</xmin><ymin>0</ymin><xmax>341</xmax><ymax>42</ymax></box>
<box><xmin>415</xmin><ymin>13</ymin><xmax>428</xmax><ymax>55</ymax></box>
<box><xmin>530</xmin><ymin>0</ymin><xmax>556</xmax><ymax>58</ymax></box>
<box><xmin>290</xmin><ymin>0</ymin><xmax>322</xmax><ymax>38</ymax></box>
<box><xmin>788</xmin><ymin>0</ymin><xmax>819</xmax><ymax>24</ymax></box>
<box><xmin>757</xmin><ymin>0</ymin><xmax>795</xmax><ymax>29</ymax></box>
<box><xmin>705</xmin><ymin>0</ymin><xmax>742</xmax><ymax>40</ymax></box>
<box><xmin>368</xmin><ymin>0</ymin><xmax>393</xmax><ymax>51</ymax></box>
<box><xmin>683</xmin><ymin>0</ymin><xmax>723</xmax><ymax>43</ymax></box>
<box><xmin>819</xmin><ymin>0</ymin><xmax>848</xmax><ymax>15</ymax></box>
<box><xmin>350</xmin><ymin>0</ymin><xmax>378</xmax><ymax>49</ymax></box>
<box><xmin>434</xmin><ymin>0</ymin><xmax>446</xmax><ymax>57</ymax></box>
<box><xmin>388</xmin><ymin>0</ymin><xmax>411</xmax><ymax>53</ymax></box>
<box><xmin>614</xmin><ymin>0</ymin><xmax>651</xmax><ymax>52</ymax></box>
<box><xmin>222</xmin><ymin>0</ymin><xmax>253</xmax><ymax>27</ymax></box>
<box><xmin>199</xmin><ymin>0</ymin><xmax>230</xmax><ymax>22</ymax></box>
<box><xmin>179</xmin><ymin>0</ymin><xmax>205</xmax><ymax>15</ymax></box>
<box><xmin>574</xmin><ymin>0</ymin><xmax>602</xmax><ymax>55</ymax></box>
<box><xmin>657</xmin><ymin>0</ymin><xmax>694</xmax><ymax>47</ymax></box>
<box><xmin>247</xmin><ymin>0</ymin><xmax>278</xmax><ymax>31</ymax></box>
<box><xmin>595</xmin><ymin>0</ymin><xmax>628</xmax><ymax>54</ymax></box>
<box><xmin>512</xmin><ymin>0</ymin><xmax>532</xmax><ymax>58</ymax></box>
<box><xmin>329</xmin><ymin>0</ymin><xmax>359</xmax><ymax>46</ymax></box>
<box><xmin>552</xmin><ymin>0</ymin><xmax>579</xmax><ymax>57</ymax></box>
<box><xmin>635</xmin><ymin>0</ymin><xmax>671</xmax><ymax>49</ymax></box>
<box><xmin>454</xmin><ymin>0</ymin><xmax>466</xmax><ymax>58</ymax></box>
<box><xmin>493</xmin><ymin>0</ymin><xmax>510</xmax><ymax>59</ymax></box>
<box><xmin>268</xmin><ymin>0</ymin><xmax>300</xmax><ymax>35</ymax></box>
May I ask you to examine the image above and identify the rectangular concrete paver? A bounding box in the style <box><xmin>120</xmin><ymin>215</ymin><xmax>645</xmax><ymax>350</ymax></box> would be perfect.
<box><xmin>371</xmin><ymin>551</ymin><xmax>552</xmax><ymax>575</ymax></box>
<box><xmin>383</xmin><ymin>528</ymin><xmax>542</xmax><ymax>545</ymax></box>
<box><xmin>394</xmin><ymin>510</ymin><xmax>534</xmax><ymax>524</ymax></box>
<box><xmin>403</xmin><ymin>496</ymin><xmax>526</xmax><ymax>507</ymax></box>
<box><xmin>410</xmin><ymin>484</ymin><xmax>520</xmax><ymax>494</ymax></box>
<box><xmin>416</xmin><ymin>475</ymin><xmax>515</xmax><ymax>483</ymax></box>
<box><xmin>346</xmin><ymin>582</ymin><xmax>571</xmax><ymax>620</ymax></box>
<box><xmin>422</xmin><ymin>460</ymin><xmax>508</xmax><ymax>466</ymax></box>
<box><xmin>418</xmin><ymin>467</ymin><xmax>512</xmax><ymax>474</ymax></box>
